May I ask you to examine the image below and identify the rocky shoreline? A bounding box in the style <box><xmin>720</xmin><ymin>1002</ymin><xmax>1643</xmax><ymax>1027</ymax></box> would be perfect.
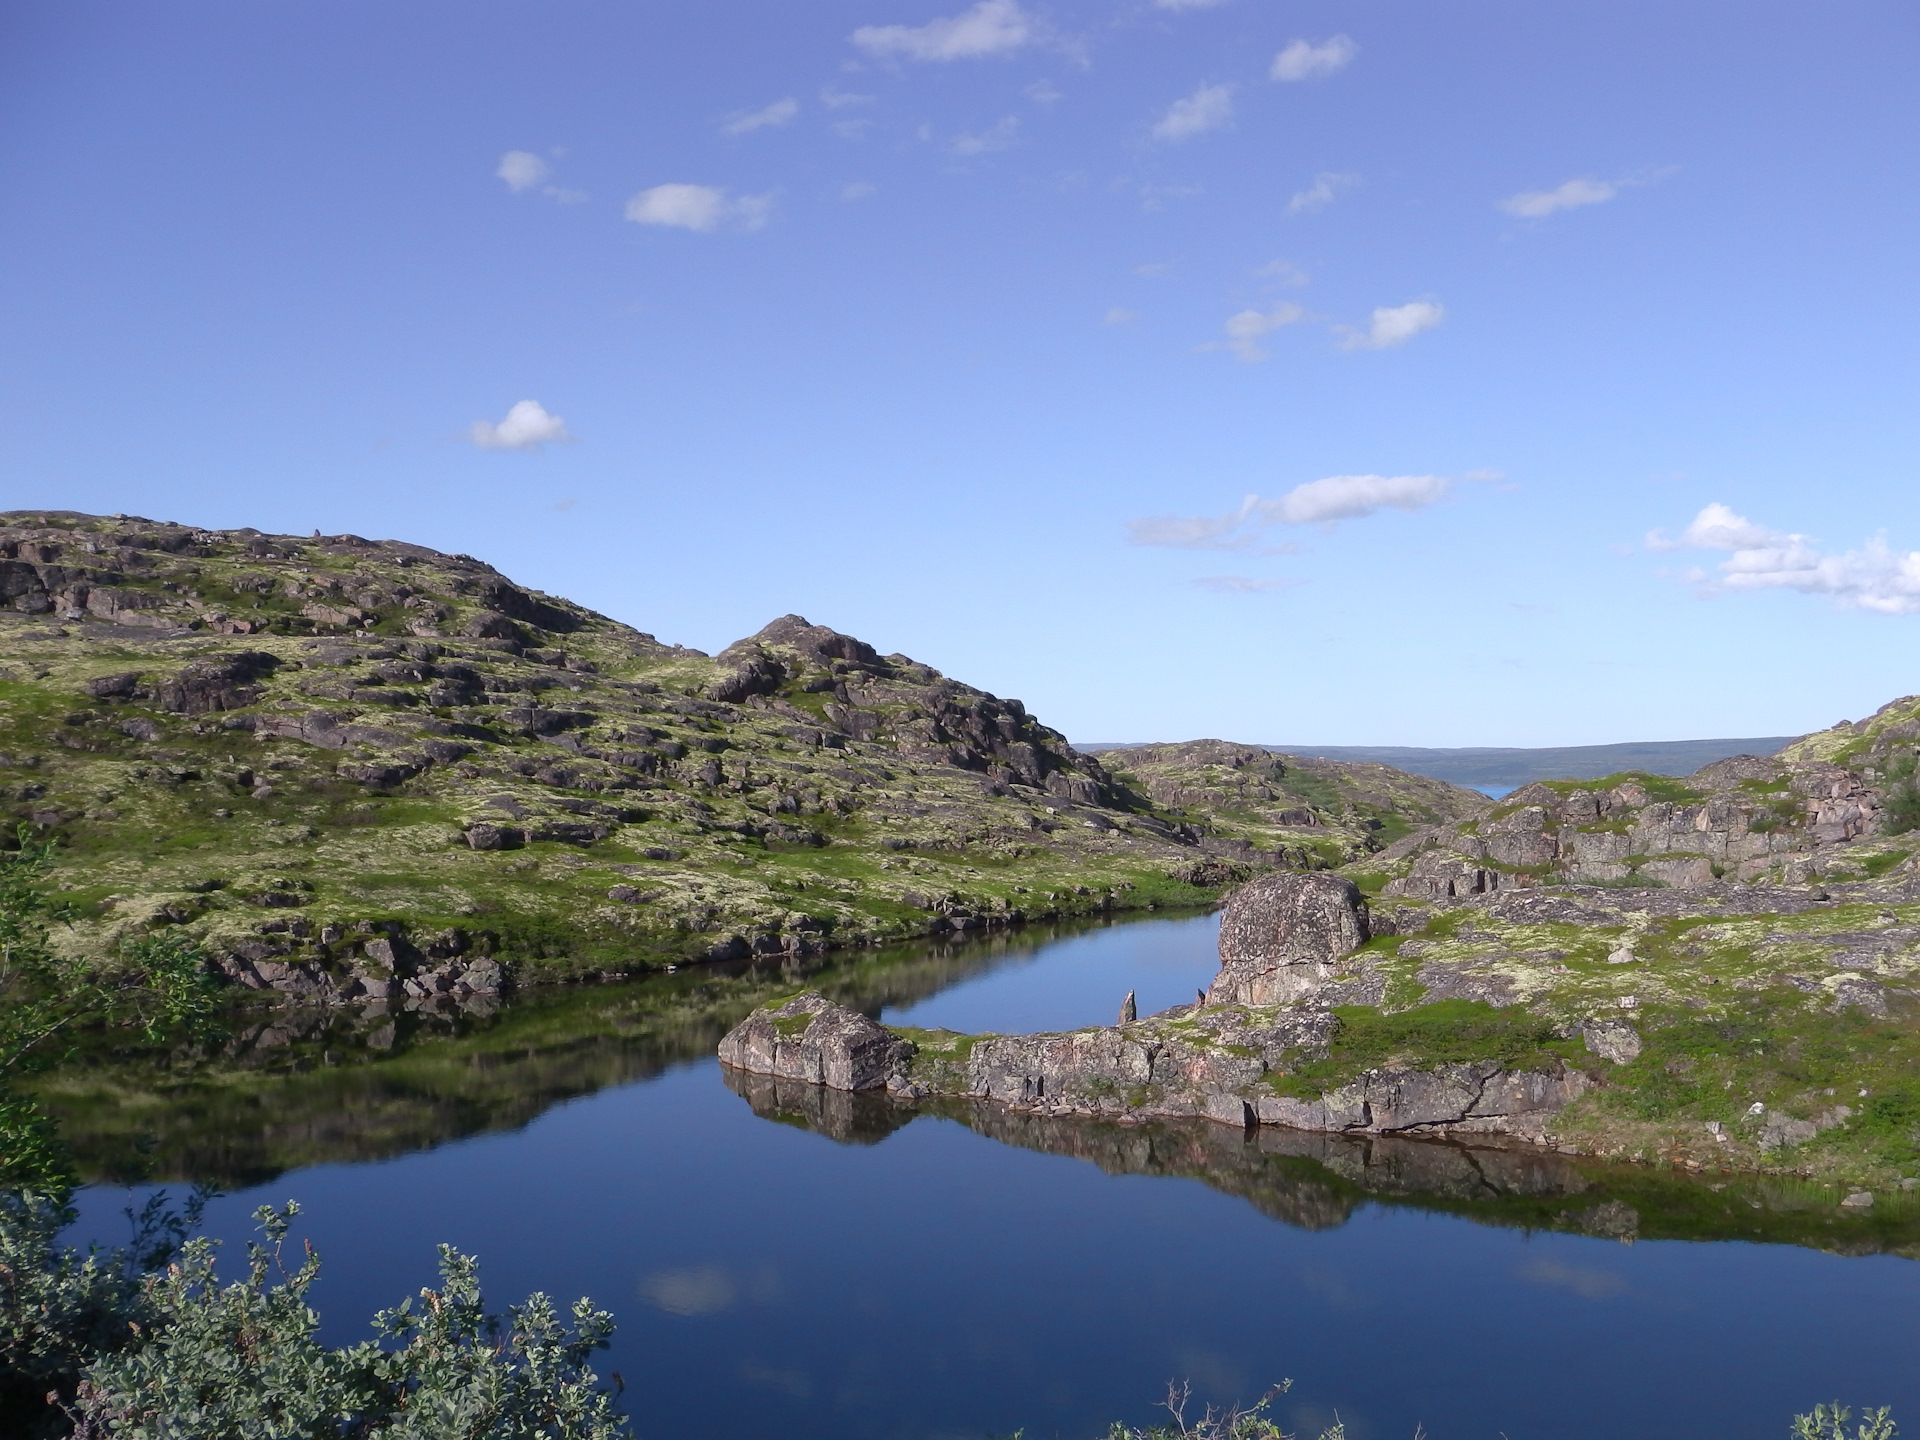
<box><xmin>719</xmin><ymin>872</ymin><xmax>1608</xmax><ymax>1145</ymax></box>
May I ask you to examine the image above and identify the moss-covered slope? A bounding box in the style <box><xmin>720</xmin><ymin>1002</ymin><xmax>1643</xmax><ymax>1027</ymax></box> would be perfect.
<box><xmin>0</xmin><ymin>511</ymin><xmax>1450</xmax><ymax>996</ymax></box>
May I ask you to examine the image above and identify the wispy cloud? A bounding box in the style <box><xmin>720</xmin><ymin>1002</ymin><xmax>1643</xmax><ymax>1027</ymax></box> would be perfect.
<box><xmin>1271</xmin><ymin>36</ymin><xmax>1357</xmax><ymax>82</ymax></box>
<box><xmin>470</xmin><ymin>400</ymin><xmax>572</xmax><ymax>452</ymax></box>
<box><xmin>1253</xmin><ymin>258</ymin><xmax>1308</xmax><ymax>286</ymax></box>
<box><xmin>1337</xmin><ymin>300</ymin><xmax>1444</xmax><ymax>350</ymax></box>
<box><xmin>841</xmin><ymin>181</ymin><xmax>878</xmax><ymax>201</ymax></box>
<box><xmin>1519</xmin><ymin>1258</ymin><xmax>1627</xmax><ymax>1301</ymax></box>
<box><xmin>953</xmin><ymin>116</ymin><xmax>1019</xmax><ymax>155</ymax></box>
<box><xmin>1219</xmin><ymin>303</ymin><xmax>1306</xmax><ymax>361</ymax></box>
<box><xmin>820</xmin><ymin>86</ymin><xmax>874</xmax><ymax>109</ymax></box>
<box><xmin>625</xmin><ymin>184</ymin><xmax>773</xmax><ymax>232</ymax></box>
<box><xmin>1287</xmin><ymin>171</ymin><xmax>1356</xmax><ymax>216</ymax></box>
<box><xmin>1153</xmin><ymin>83</ymin><xmax>1234</xmax><ymax>141</ymax></box>
<box><xmin>1104</xmin><ymin>308</ymin><xmax>1137</xmax><ymax>326</ymax></box>
<box><xmin>852</xmin><ymin>0</ymin><xmax>1034</xmax><ymax>61</ymax></box>
<box><xmin>1196</xmin><ymin>575</ymin><xmax>1300</xmax><ymax>593</ymax></box>
<box><xmin>1155</xmin><ymin>0</ymin><xmax>1231</xmax><ymax>9</ymax></box>
<box><xmin>1026</xmin><ymin>79</ymin><xmax>1062</xmax><ymax>103</ymax></box>
<box><xmin>1270</xmin><ymin>473</ymin><xmax>1449</xmax><ymax>523</ymax></box>
<box><xmin>1128</xmin><ymin>475</ymin><xmax>1452</xmax><ymax>548</ymax></box>
<box><xmin>496</xmin><ymin>150</ymin><xmax>585</xmax><ymax>204</ymax></box>
<box><xmin>1654</xmin><ymin>502</ymin><xmax>1920</xmax><ymax>615</ymax></box>
<box><xmin>1500</xmin><ymin>176</ymin><xmax>1618</xmax><ymax>218</ymax></box>
<box><xmin>723</xmin><ymin>98</ymin><xmax>799</xmax><ymax>135</ymax></box>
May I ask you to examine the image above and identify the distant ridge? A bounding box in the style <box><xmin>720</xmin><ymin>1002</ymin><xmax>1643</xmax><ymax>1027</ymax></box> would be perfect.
<box><xmin>1078</xmin><ymin>738</ymin><xmax>1801</xmax><ymax>792</ymax></box>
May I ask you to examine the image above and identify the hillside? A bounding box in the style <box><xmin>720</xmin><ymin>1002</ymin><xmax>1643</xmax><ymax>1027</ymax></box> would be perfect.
<box><xmin>0</xmin><ymin>510</ymin><xmax>1470</xmax><ymax>1001</ymax></box>
<box><xmin>1098</xmin><ymin>741</ymin><xmax>1488</xmax><ymax>867</ymax></box>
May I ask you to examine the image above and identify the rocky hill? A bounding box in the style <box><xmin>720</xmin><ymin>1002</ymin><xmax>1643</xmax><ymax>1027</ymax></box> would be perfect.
<box><xmin>0</xmin><ymin>510</ymin><xmax>1468</xmax><ymax>1002</ymax></box>
<box><xmin>1099</xmin><ymin>740</ymin><xmax>1488</xmax><ymax>869</ymax></box>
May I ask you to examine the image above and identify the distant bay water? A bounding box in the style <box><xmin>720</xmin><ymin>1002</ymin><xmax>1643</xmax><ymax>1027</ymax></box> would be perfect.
<box><xmin>1081</xmin><ymin>737</ymin><xmax>1800</xmax><ymax>793</ymax></box>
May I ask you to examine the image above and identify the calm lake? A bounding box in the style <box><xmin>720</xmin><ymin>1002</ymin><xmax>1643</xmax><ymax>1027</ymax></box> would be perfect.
<box><xmin>52</xmin><ymin>912</ymin><xmax>1920</xmax><ymax>1440</ymax></box>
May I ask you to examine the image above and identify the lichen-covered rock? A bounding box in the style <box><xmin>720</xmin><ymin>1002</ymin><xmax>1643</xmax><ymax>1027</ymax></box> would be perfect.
<box><xmin>1209</xmin><ymin>872</ymin><xmax>1369</xmax><ymax>1006</ymax></box>
<box><xmin>717</xmin><ymin>992</ymin><xmax>912</xmax><ymax>1092</ymax></box>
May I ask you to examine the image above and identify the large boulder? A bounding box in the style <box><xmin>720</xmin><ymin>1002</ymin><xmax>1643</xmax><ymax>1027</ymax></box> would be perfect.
<box><xmin>1208</xmin><ymin>873</ymin><xmax>1370</xmax><ymax>1006</ymax></box>
<box><xmin>717</xmin><ymin>992</ymin><xmax>912</xmax><ymax>1092</ymax></box>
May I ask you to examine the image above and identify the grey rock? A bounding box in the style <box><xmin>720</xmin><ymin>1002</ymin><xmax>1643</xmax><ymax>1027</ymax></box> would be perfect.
<box><xmin>717</xmin><ymin>992</ymin><xmax>911</xmax><ymax>1092</ymax></box>
<box><xmin>1581</xmin><ymin>1018</ymin><xmax>1643</xmax><ymax>1065</ymax></box>
<box><xmin>1209</xmin><ymin>872</ymin><xmax>1369</xmax><ymax>1006</ymax></box>
<box><xmin>1118</xmin><ymin>990</ymin><xmax>1137</xmax><ymax>1024</ymax></box>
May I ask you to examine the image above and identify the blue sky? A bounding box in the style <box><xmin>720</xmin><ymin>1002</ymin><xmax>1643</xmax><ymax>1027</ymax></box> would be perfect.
<box><xmin>3</xmin><ymin>1</ymin><xmax>1916</xmax><ymax>746</ymax></box>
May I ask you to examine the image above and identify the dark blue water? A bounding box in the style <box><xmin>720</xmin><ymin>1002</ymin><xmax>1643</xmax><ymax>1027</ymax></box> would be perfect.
<box><xmin>66</xmin><ymin>915</ymin><xmax>1920</xmax><ymax>1439</ymax></box>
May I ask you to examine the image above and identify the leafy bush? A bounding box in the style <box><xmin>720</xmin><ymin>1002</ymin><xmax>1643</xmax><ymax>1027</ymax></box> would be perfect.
<box><xmin>1</xmin><ymin>1195</ymin><xmax>630</xmax><ymax>1439</ymax></box>
<box><xmin>1793</xmin><ymin>1403</ymin><xmax>1897</xmax><ymax>1440</ymax></box>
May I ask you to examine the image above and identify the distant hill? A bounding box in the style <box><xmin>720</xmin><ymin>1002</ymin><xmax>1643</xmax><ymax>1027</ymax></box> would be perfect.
<box><xmin>1080</xmin><ymin>738</ymin><xmax>1800</xmax><ymax>791</ymax></box>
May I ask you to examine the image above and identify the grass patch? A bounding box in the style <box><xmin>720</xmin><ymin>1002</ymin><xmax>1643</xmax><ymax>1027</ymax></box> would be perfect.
<box><xmin>1268</xmin><ymin>999</ymin><xmax>1581</xmax><ymax>1098</ymax></box>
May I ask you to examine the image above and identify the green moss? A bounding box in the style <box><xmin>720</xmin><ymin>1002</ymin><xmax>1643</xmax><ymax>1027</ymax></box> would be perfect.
<box><xmin>1539</xmin><ymin>772</ymin><xmax>1706</xmax><ymax>805</ymax></box>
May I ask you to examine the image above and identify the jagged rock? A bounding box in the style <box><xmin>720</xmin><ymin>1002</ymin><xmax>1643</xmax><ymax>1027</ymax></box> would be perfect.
<box><xmin>716</xmin><ymin>991</ymin><xmax>911</xmax><ymax>1091</ymax></box>
<box><xmin>1118</xmin><ymin>990</ymin><xmax>1137</xmax><ymax>1024</ymax></box>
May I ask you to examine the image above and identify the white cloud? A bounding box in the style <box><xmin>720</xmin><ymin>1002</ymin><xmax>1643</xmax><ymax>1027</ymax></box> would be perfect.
<box><xmin>470</xmin><ymin>400</ymin><xmax>572</xmax><ymax>452</ymax></box>
<box><xmin>1104</xmin><ymin>307</ymin><xmax>1137</xmax><ymax>325</ymax></box>
<box><xmin>1196</xmin><ymin>575</ymin><xmax>1299</xmax><ymax>593</ymax></box>
<box><xmin>1026</xmin><ymin>79</ymin><xmax>1062</xmax><ymax>104</ymax></box>
<box><xmin>821</xmin><ymin>87</ymin><xmax>874</xmax><ymax>109</ymax></box>
<box><xmin>1153</xmin><ymin>83</ymin><xmax>1234</xmax><ymax>141</ymax></box>
<box><xmin>624</xmin><ymin>184</ymin><xmax>773</xmax><ymax>232</ymax></box>
<box><xmin>497</xmin><ymin>150</ymin><xmax>585</xmax><ymax>204</ymax></box>
<box><xmin>723</xmin><ymin>98</ymin><xmax>799</xmax><ymax>135</ymax></box>
<box><xmin>1663</xmin><ymin>503</ymin><xmax>1920</xmax><ymax>615</ymax></box>
<box><xmin>953</xmin><ymin>116</ymin><xmax>1019</xmax><ymax>155</ymax></box>
<box><xmin>841</xmin><ymin>181</ymin><xmax>878</xmax><ymax>200</ymax></box>
<box><xmin>1271</xmin><ymin>36</ymin><xmax>1357</xmax><ymax>82</ymax></box>
<box><xmin>1221</xmin><ymin>303</ymin><xmax>1306</xmax><ymax>361</ymax></box>
<box><xmin>1156</xmin><ymin>0</ymin><xmax>1231</xmax><ymax>9</ymax></box>
<box><xmin>852</xmin><ymin>0</ymin><xmax>1033</xmax><ymax>61</ymax></box>
<box><xmin>1264</xmin><ymin>473</ymin><xmax>1449</xmax><ymax>524</ymax></box>
<box><xmin>1338</xmin><ymin>300</ymin><xmax>1444</xmax><ymax>350</ymax></box>
<box><xmin>1129</xmin><ymin>475</ymin><xmax>1451</xmax><ymax>548</ymax></box>
<box><xmin>1287</xmin><ymin>171</ymin><xmax>1356</xmax><ymax>216</ymax></box>
<box><xmin>497</xmin><ymin>151</ymin><xmax>549</xmax><ymax>192</ymax></box>
<box><xmin>1500</xmin><ymin>176</ymin><xmax>1617</xmax><ymax>219</ymax></box>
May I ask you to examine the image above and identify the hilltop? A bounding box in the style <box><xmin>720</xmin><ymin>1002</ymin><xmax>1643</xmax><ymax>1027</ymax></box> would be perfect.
<box><xmin>0</xmin><ymin>510</ymin><xmax>1482</xmax><ymax>1000</ymax></box>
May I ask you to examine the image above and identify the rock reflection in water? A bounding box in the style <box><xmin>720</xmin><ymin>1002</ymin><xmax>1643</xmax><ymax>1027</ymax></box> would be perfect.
<box><xmin>34</xmin><ymin>914</ymin><xmax>1161</xmax><ymax>1188</ymax></box>
<box><xmin>721</xmin><ymin>1065</ymin><xmax>1920</xmax><ymax>1258</ymax></box>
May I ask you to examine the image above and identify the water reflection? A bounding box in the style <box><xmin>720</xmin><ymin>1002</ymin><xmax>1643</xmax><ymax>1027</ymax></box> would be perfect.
<box><xmin>35</xmin><ymin>913</ymin><xmax>1189</xmax><ymax>1187</ymax></box>
<box><xmin>722</xmin><ymin>1066</ymin><xmax>1920</xmax><ymax>1259</ymax></box>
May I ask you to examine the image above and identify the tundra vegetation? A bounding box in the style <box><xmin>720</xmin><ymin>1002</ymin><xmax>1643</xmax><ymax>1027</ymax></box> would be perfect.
<box><xmin>0</xmin><ymin>511</ymin><xmax>1484</xmax><ymax>1007</ymax></box>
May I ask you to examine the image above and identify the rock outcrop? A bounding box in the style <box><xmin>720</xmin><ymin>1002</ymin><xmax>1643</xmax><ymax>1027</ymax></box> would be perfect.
<box><xmin>1375</xmin><ymin>748</ymin><xmax>1892</xmax><ymax>899</ymax></box>
<box><xmin>717</xmin><ymin>874</ymin><xmax>1591</xmax><ymax>1144</ymax></box>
